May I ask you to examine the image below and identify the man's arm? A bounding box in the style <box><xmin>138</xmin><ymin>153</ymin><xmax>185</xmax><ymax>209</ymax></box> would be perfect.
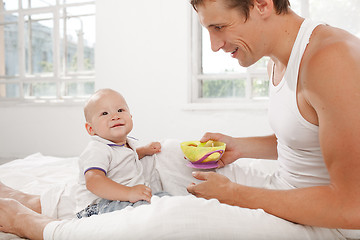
<box><xmin>295</xmin><ymin>30</ymin><xmax>360</xmax><ymax>227</ymax></box>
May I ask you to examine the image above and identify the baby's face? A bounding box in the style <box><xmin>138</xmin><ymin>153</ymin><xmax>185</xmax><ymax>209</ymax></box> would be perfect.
<box><xmin>86</xmin><ymin>91</ymin><xmax>133</xmax><ymax>145</ymax></box>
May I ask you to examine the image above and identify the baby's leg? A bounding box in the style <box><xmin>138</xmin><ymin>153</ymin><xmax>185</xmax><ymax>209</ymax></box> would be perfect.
<box><xmin>0</xmin><ymin>198</ymin><xmax>52</xmax><ymax>240</ymax></box>
<box><xmin>0</xmin><ymin>181</ymin><xmax>41</xmax><ymax>213</ymax></box>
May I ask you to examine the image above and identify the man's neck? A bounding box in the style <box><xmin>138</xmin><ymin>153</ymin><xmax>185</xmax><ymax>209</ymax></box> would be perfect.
<box><xmin>268</xmin><ymin>10</ymin><xmax>304</xmax><ymax>67</ymax></box>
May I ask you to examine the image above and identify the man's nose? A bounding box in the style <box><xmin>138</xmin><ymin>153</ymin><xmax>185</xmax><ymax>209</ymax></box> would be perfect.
<box><xmin>209</xmin><ymin>32</ymin><xmax>224</xmax><ymax>52</ymax></box>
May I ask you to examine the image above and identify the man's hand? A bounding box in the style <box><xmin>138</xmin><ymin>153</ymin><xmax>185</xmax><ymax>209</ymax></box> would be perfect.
<box><xmin>200</xmin><ymin>132</ymin><xmax>241</xmax><ymax>168</ymax></box>
<box><xmin>187</xmin><ymin>171</ymin><xmax>237</xmax><ymax>205</ymax></box>
<box><xmin>201</xmin><ymin>133</ymin><xmax>278</xmax><ymax>167</ymax></box>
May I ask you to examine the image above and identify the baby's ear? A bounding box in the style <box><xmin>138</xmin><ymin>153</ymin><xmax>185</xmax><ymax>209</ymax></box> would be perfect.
<box><xmin>85</xmin><ymin>122</ymin><xmax>95</xmax><ymax>135</ymax></box>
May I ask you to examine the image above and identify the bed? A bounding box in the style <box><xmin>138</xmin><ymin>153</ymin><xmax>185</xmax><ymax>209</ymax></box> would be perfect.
<box><xmin>0</xmin><ymin>139</ymin><xmax>355</xmax><ymax>240</ymax></box>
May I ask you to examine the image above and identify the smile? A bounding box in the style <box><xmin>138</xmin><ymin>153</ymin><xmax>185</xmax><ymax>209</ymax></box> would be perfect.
<box><xmin>111</xmin><ymin>123</ymin><xmax>124</xmax><ymax>128</ymax></box>
<box><xmin>231</xmin><ymin>47</ymin><xmax>238</xmax><ymax>57</ymax></box>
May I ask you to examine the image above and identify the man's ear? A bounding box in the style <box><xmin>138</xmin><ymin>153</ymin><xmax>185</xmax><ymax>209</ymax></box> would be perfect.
<box><xmin>85</xmin><ymin>122</ymin><xmax>95</xmax><ymax>135</ymax></box>
<box><xmin>254</xmin><ymin>0</ymin><xmax>273</xmax><ymax>18</ymax></box>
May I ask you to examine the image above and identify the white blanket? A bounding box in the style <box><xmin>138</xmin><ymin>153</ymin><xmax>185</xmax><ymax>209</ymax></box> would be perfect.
<box><xmin>0</xmin><ymin>139</ymin><xmax>354</xmax><ymax>240</ymax></box>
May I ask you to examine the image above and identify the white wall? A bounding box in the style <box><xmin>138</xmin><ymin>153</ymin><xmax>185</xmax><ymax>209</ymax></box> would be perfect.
<box><xmin>0</xmin><ymin>0</ymin><xmax>272</xmax><ymax>160</ymax></box>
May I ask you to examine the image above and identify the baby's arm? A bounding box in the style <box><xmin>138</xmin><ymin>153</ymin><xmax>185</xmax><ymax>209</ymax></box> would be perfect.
<box><xmin>85</xmin><ymin>169</ymin><xmax>152</xmax><ymax>203</ymax></box>
<box><xmin>136</xmin><ymin>142</ymin><xmax>161</xmax><ymax>159</ymax></box>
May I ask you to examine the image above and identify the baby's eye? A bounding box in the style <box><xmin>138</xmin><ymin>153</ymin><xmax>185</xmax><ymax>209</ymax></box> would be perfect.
<box><xmin>118</xmin><ymin>109</ymin><xmax>123</xmax><ymax>112</ymax></box>
<box><xmin>102</xmin><ymin>112</ymin><xmax>108</xmax><ymax>116</ymax></box>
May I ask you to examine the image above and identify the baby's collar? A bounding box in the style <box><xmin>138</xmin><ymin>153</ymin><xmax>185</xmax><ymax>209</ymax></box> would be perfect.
<box><xmin>107</xmin><ymin>143</ymin><xmax>125</xmax><ymax>147</ymax></box>
<box><xmin>91</xmin><ymin>135</ymin><xmax>137</xmax><ymax>149</ymax></box>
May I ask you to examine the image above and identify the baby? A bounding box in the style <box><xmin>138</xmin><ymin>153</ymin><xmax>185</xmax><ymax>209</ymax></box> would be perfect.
<box><xmin>76</xmin><ymin>88</ymin><xmax>163</xmax><ymax>218</ymax></box>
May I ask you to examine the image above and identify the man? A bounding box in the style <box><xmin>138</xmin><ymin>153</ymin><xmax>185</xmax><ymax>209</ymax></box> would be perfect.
<box><xmin>0</xmin><ymin>0</ymin><xmax>359</xmax><ymax>239</ymax></box>
<box><xmin>187</xmin><ymin>0</ymin><xmax>360</xmax><ymax>231</ymax></box>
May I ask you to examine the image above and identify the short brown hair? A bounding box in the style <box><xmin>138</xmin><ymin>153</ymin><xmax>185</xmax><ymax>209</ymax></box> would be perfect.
<box><xmin>190</xmin><ymin>0</ymin><xmax>290</xmax><ymax>20</ymax></box>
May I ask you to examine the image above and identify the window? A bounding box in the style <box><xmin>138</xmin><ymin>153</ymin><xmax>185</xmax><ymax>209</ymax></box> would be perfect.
<box><xmin>0</xmin><ymin>0</ymin><xmax>95</xmax><ymax>103</ymax></box>
<box><xmin>191</xmin><ymin>0</ymin><xmax>360</xmax><ymax>105</ymax></box>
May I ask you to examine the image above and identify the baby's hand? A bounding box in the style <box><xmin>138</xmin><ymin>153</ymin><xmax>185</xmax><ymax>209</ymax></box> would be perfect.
<box><xmin>128</xmin><ymin>184</ymin><xmax>152</xmax><ymax>203</ymax></box>
<box><xmin>136</xmin><ymin>142</ymin><xmax>161</xmax><ymax>159</ymax></box>
<box><xmin>145</xmin><ymin>142</ymin><xmax>161</xmax><ymax>155</ymax></box>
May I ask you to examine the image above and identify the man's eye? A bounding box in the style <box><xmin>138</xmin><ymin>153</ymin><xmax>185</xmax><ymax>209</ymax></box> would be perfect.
<box><xmin>118</xmin><ymin>109</ymin><xmax>123</xmax><ymax>112</ymax></box>
<box><xmin>102</xmin><ymin>112</ymin><xmax>108</xmax><ymax>116</ymax></box>
<box><xmin>214</xmin><ymin>26</ymin><xmax>223</xmax><ymax>31</ymax></box>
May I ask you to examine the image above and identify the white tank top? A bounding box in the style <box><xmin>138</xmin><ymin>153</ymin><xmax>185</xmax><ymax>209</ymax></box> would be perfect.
<box><xmin>268</xmin><ymin>19</ymin><xmax>330</xmax><ymax>188</ymax></box>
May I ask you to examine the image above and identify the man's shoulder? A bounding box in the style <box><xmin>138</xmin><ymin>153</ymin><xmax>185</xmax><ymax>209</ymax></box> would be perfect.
<box><xmin>306</xmin><ymin>25</ymin><xmax>360</xmax><ymax>65</ymax></box>
<box><xmin>298</xmin><ymin>25</ymin><xmax>360</xmax><ymax>113</ymax></box>
<box><xmin>300</xmin><ymin>26</ymin><xmax>359</xmax><ymax>81</ymax></box>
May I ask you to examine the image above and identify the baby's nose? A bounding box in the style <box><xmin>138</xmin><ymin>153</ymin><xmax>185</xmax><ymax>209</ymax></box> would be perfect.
<box><xmin>111</xmin><ymin>113</ymin><xmax>120</xmax><ymax>120</ymax></box>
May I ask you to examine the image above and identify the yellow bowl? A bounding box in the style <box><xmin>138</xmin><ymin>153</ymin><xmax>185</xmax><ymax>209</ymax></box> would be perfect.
<box><xmin>180</xmin><ymin>140</ymin><xmax>226</xmax><ymax>163</ymax></box>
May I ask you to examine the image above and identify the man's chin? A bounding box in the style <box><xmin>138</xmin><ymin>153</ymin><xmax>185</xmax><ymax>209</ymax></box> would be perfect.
<box><xmin>238</xmin><ymin>58</ymin><xmax>258</xmax><ymax>68</ymax></box>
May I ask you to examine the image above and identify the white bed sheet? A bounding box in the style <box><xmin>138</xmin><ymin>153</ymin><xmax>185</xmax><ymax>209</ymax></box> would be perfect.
<box><xmin>0</xmin><ymin>139</ymin><xmax>356</xmax><ymax>240</ymax></box>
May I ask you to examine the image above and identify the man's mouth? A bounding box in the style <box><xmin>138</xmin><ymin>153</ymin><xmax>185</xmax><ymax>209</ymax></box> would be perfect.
<box><xmin>231</xmin><ymin>47</ymin><xmax>239</xmax><ymax>57</ymax></box>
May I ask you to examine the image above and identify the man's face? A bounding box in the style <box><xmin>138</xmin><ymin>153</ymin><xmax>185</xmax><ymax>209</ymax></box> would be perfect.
<box><xmin>196</xmin><ymin>0</ymin><xmax>265</xmax><ymax>67</ymax></box>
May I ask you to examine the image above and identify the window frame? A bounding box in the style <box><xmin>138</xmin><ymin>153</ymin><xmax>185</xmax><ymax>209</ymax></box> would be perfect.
<box><xmin>0</xmin><ymin>0</ymin><xmax>95</xmax><ymax>104</ymax></box>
